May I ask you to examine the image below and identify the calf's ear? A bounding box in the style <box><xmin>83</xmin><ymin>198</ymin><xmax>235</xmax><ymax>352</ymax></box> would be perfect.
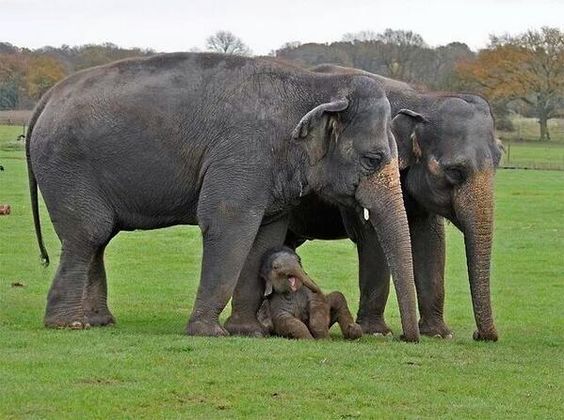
<box><xmin>263</xmin><ymin>276</ymin><xmax>273</xmax><ymax>297</ymax></box>
<box><xmin>391</xmin><ymin>109</ymin><xmax>428</xmax><ymax>170</ymax></box>
<box><xmin>291</xmin><ymin>98</ymin><xmax>349</xmax><ymax>165</ymax></box>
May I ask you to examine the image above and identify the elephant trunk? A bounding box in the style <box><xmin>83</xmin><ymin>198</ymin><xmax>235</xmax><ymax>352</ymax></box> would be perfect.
<box><xmin>291</xmin><ymin>265</ymin><xmax>322</xmax><ymax>294</ymax></box>
<box><xmin>454</xmin><ymin>168</ymin><xmax>498</xmax><ymax>341</ymax></box>
<box><xmin>356</xmin><ymin>160</ymin><xmax>419</xmax><ymax>342</ymax></box>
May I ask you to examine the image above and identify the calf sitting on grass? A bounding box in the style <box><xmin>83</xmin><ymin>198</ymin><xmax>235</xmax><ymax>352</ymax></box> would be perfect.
<box><xmin>258</xmin><ymin>246</ymin><xmax>362</xmax><ymax>340</ymax></box>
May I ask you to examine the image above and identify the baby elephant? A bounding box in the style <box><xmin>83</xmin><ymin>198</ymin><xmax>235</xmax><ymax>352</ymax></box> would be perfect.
<box><xmin>259</xmin><ymin>246</ymin><xmax>362</xmax><ymax>340</ymax></box>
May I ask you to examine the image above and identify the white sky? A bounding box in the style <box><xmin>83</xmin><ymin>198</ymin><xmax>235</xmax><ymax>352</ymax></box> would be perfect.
<box><xmin>0</xmin><ymin>0</ymin><xmax>562</xmax><ymax>54</ymax></box>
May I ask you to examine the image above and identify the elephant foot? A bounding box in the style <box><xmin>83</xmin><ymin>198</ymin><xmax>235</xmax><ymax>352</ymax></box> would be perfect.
<box><xmin>224</xmin><ymin>315</ymin><xmax>268</xmax><ymax>337</ymax></box>
<box><xmin>473</xmin><ymin>328</ymin><xmax>498</xmax><ymax>342</ymax></box>
<box><xmin>419</xmin><ymin>318</ymin><xmax>453</xmax><ymax>339</ymax></box>
<box><xmin>356</xmin><ymin>317</ymin><xmax>393</xmax><ymax>336</ymax></box>
<box><xmin>44</xmin><ymin>305</ymin><xmax>91</xmax><ymax>329</ymax></box>
<box><xmin>85</xmin><ymin>309</ymin><xmax>116</xmax><ymax>327</ymax></box>
<box><xmin>186</xmin><ymin>318</ymin><xmax>229</xmax><ymax>337</ymax></box>
<box><xmin>44</xmin><ymin>316</ymin><xmax>90</xmax><ymax>330</ymax></box>
<box><xmin>343</xmin><ymin>323</ymin><xmax>363</xmax><ymax>340</ymax></box>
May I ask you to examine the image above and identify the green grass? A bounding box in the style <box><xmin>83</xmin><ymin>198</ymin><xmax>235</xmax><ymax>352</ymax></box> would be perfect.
<box><xmin>1</xmin><ymin>126</ymin><xmax>563</xmax><ymax>418</ymax></box>
<box><xmin>0</xmin><ymin>124</ymin><xmax>26</xmax><ymax>152</ymax></box>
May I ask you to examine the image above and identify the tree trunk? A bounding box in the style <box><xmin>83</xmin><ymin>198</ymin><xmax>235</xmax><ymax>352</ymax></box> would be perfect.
<box><xmin>538</xmin><ymin>115</ymin><xmax>550</xmax><ymax>141</ymax></box>
<box><xmin>536</xmin><ymin>94</ymin><xmax>551</xmax><ymax>142</ymax></box>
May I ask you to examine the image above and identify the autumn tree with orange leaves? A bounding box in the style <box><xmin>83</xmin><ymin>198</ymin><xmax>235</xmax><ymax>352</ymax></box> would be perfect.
<box><xmin>458</xmin><ymin>27</ymin><xmax>564</xmax><ymax>141</ymax></box>
<box><xmin>25</xmin><ymin>55</ymin><xmax>66</xmax><ymax>100</ymax></box>
<box><xmin>0</xmin><ymin>53</ymin><xmax>66</xmax><ymax>109</ymax></box>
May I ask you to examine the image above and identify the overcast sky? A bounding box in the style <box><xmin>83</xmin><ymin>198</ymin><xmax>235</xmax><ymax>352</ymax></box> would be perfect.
<box><xmin>1</xmin><ymin>0</ymin><xmax>562</xmax><ymax>54</ymax></box>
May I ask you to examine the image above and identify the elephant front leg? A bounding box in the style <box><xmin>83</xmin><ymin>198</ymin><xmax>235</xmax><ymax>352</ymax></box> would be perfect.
<box><xmin>187</xmin><ymin>173</ymin><xmax>267</xmax><ymax>337</ymax></box>
<box><xmin>410</xmin><ymin>214</ymin><xmax>452</xmax><ymax>338</ymax></box>
<box><xmin>225</xmin><ymin>217</ymin><xmax>289</xmax><ymax>337</ymax></box>
<box><xmin>341</xmin><ymin>208</ymin><xmax>392</xmax><ymax>336</ymax></box>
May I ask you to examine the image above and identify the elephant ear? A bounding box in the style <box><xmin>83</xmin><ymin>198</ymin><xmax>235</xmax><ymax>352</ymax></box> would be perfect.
<box><xmin>263</xmin><ymin>274</ymin><xmax>273</xmax><ymax>297</ymax></box>
<box><xmin>391</xmin><ymin>109</ymin><xmax>429</xmax><ymax>170</ymax></box>
<box><xmin>458</xmin><ymin>94</ymin><xmax>503</xmax><ymax>168</ymax></box>
<box><xmin>291</xmin><ymin>98</ymin><xmax>349</xmax><ymax>165</ymax></box>
<box><xmin>492</xmin><ymin>137</ymin><xmax>504</xmax><ymax>168</ymax></box>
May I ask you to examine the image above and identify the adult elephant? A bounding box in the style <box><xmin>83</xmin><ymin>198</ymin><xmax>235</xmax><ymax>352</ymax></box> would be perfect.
<box><xmin>229</xmin><ymin>64</ymin><xmax>502</xmax><ymax>341</ymax></box>
<box><xmin>26</xmin><ymin>53</ymin><xmax>420</xmax><ymax>340</ymax></box>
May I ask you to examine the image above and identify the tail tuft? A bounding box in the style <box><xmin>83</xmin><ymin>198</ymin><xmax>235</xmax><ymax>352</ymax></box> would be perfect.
<box><xmin>41</xmin><ymin>254</ymin><xmax>50</xmax><ymax>267</ymax></box>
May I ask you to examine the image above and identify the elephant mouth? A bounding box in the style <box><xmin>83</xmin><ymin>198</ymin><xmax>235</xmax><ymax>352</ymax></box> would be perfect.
<box><xmin>288</xmin><ymin>276</ymin><xmax>299</xmax><ymax>292</ymax></box>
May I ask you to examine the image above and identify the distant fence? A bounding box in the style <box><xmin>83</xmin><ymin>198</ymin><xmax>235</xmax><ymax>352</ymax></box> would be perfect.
<box><xmin>0</xmin><ymin>110</ymin><xmax>32</xmax><ymax>126</ymax></box>
<box><xmin>499</xmin><ymin>139</ymin><xmax>564</xmax><ymax>171</ymax></box>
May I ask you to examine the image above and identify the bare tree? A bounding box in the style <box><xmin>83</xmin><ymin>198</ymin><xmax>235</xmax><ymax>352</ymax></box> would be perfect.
<box><xmin>377</xmin><ymin>29</ymin><xmax>427</xmax><ymax>47</ymax></box>
<box><xmin>206</xmin><ymin>31</ymin><xmax>252</xmax><ymax>56</ymax></box>
<box><xmin>374</xmin><ymin>29</ymin><xmax>429</xmax><ymax>81</ymax></box>
<box><xmin>342</xmin><ymin>30</ymin><xmax>379</xmax><ymax>44</ymax></box>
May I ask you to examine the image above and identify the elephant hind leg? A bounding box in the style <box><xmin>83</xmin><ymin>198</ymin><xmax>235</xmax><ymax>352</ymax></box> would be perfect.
<box><xmin>307</xmin><ymin>295</ymin><xmax>330</xmax><ymax>339</ymax></box>
<box><xmin>327</xmin><ymin>292</ymin><xmax>363</xmax><ymax>340</ymax></box>
<box><xmin>44</xmin><ymin>202</ymin><xmax>116</xmax><ymax>329</ymax></box>
<box><xmin>45</xmin><ymin>241</ymin><xmax>101</xmax><ymax>329</ymax></box>
<box><xmin>273</xmin><ymin>315</ymin><xmax>314</xmax><ymax>340</ymax></box>
<box><xmin>83</xmin><ymin>244</ymin><xmax>116</xmax><ymax>327</ymax></box>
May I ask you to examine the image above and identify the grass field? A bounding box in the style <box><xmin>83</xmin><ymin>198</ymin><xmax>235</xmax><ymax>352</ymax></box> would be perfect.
<box><xmin>497</xmin><ymin>117</ymin><xmax>564</xmax><ymax>170</ymax></box>
<box><xmin>1</xmin><ymin>125</ymin><xmax>563</xmax><ymax>418</ymax></box>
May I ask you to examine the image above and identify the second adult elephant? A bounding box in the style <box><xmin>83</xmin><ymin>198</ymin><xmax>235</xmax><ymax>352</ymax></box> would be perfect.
<box><xmin>291</xmin><ymin>65</ymin><xmax>503</xmax><ymax>341</ymax></box>
<box><xmin>27</xmin><ymin>54</ymin><xmax>420</xmax><ymax>340</ymax></box>
<box><xmin>230</xmin><ymin>64</ymin><xmax>502</xmax><ymax>341</ymax></box>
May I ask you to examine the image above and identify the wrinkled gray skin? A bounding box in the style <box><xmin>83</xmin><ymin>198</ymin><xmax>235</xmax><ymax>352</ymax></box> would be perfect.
<box><xmin>232</xmin><ymin>64</ymin><xmax>503</xmax><ymax>341</ymax></box>
<box><xmin>27</xmin><ymin>53</ymin><xmax>419</xmax><ymax>340</ymax></box>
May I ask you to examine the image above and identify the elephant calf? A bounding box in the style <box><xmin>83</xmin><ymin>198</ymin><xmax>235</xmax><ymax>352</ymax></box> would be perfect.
<box><xmin>259</xmin><ymin>246</ymin><xmax>362</xmax><ymax>340</ymax></box>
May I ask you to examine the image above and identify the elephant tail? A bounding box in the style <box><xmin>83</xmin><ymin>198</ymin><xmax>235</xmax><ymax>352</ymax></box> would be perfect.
<box><xmin>26</xmin><ymin>92</ymin><xmax>52</xmax><ymax>267</ymax></box>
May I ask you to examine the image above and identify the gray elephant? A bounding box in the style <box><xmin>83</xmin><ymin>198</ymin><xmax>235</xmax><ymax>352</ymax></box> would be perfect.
<box><xmin>229</xmin><ymin>64</ymin><xmax>502</xmax><ymax>342</ymax></box>
<box><xmin>258</xmin><ymin>246</ymin><xmax>363</xmax><ymax>340</ymax></box>
<box><xmin>26</xmin><ymin>53</ymin><xmax>420</xmax><ymax>340</ymax></box>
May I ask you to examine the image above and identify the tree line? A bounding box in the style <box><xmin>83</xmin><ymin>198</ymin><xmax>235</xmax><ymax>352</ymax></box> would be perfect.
<box><xmin>1</xmin><ymin>27</ymin><xmax>562</xmax><ymax>140</ymax></box>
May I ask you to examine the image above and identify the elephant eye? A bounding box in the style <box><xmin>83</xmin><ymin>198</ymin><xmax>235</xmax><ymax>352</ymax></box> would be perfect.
<box><xmin>443</xmin><ymin>165</ymin><xmax>467</xmax><ymax>185</ymax></box>
<box><xmin>360</xmin><ymin>152</ymin><xmax>385</xmax><ymax>172</ymax></box>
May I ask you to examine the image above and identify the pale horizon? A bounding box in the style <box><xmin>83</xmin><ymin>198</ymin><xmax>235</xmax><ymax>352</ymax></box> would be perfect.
<box><xmin>1</xmin><ymin>0</ymin><xmax>562</xmax><ymax>55</ymax></box>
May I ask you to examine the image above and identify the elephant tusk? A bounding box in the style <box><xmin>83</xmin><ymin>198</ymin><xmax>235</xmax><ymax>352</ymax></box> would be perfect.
<box><xmin>363</xmin><ymin>208</ymin><xmax>370</xmax><ymax>221</ymax></box>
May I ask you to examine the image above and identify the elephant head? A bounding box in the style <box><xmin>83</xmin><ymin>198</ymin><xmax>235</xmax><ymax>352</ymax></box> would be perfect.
<box><xmin>291</xmin><ymin>76</ymin><xmax>420</xmax><ymax>341</ymax></box>
<box><xmin>261</xmin><ymin>246</ymin><xmax>321</xmax><ymax>296</ymax></box>
<box><xmin>392</xmin><ymin>95</ymin><xmax>502</xmax><ymax>341</ymax></box>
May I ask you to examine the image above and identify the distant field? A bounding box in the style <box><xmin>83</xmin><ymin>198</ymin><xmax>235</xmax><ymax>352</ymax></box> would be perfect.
<box><xmin>496</xmin><ymin>117</ymin><xmax>564</xmax><ymax>170</ymax></box>
<box><xmin>0</xmin><ymin>124</ymin><xmax>26</xmax><ymax>152</ymax></box>
<box><xmin>498</xmin><ymin>116</ymin><xmax>564</xmax><ymax>143</ymax></box>
<box><xmin>1</xmin><ymin>122</ymin><xmax>563</xmax><ymax>417</ymax></box>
